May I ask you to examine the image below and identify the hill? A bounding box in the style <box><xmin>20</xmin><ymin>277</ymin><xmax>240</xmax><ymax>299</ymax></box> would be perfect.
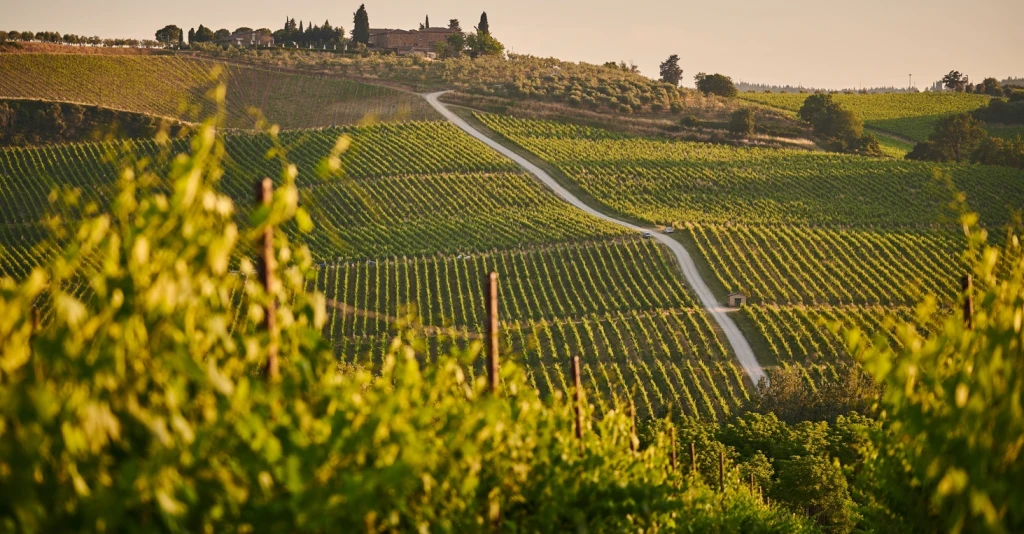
<box><xmin>0</xmin><ymin>120</ymin><xmax>752</xmax><ymax>421</ymax></box>
<box><xmin>0</xmin><ymin>53</ymin><xmax>438</xmax><ymax>129</ymax></box>
<box><xmin>477</xmin><ymin>114</ymin><xmax>1024</xmax><ymax>381</ymax></box>
<box><xmin>738</xmin><ymin>91</ymin><xmax>993</xmax><ymax>141</ymax></box>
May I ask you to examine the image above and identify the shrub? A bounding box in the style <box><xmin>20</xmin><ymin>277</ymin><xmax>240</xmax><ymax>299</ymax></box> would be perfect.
<box><xmin>680</xmin><ymin>115</ymin><xmax>703</xmax><ymax>129</ymax></box>
<box><xmin>694</xmin><ymin>73</ymin><xmax>738</xmax><ymax>97</ymax></box>
<box><xmin>729</xmin><ymin>108</ymin><xmax>756</xmax><ymax>138</ymax></box>
<box><xmin>851</xmin><ymin>218</ymin><xmax>1024</xmax><ymax>533</ymax></box>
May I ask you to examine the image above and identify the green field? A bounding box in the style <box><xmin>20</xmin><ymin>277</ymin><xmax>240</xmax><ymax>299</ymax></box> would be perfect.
<box><xmin>739</xmin><ymin>91</ymin><xmax>993</xmax><ymax>141</ymax></box>
<box><xmin>479</xmin><ymin>114</ymin><xmax>1024</xmax><ymax>382</ymax></box>
<box><xmin>0</xmin><ymin>120</ymin><xmax>750</xmax><ymax>419</ymax></box>
<box><xmin>478</xmin><ymin>114</ymin><xmax>1024</xmax><ymax>227</ymax></box>
<box><xmin>0</xmin><ymin>54</ymin><xmax>438</xmax><ymax>128</ymax></box>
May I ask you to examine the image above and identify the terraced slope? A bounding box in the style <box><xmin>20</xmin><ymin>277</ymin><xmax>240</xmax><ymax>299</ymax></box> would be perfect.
<box><xmin>0</xmin><ymin>120</ymin><xmax>749</xmax><ymax>420</ymax></box>
<box><xmin>479</xmin><ymin>114</ymin><xmax>1024</xmax><ymax>385</ymax></box>
<box><xmin>0</xmin><ymin>54</ymin><xmax>437</xmax><ymax>128</ymax></box>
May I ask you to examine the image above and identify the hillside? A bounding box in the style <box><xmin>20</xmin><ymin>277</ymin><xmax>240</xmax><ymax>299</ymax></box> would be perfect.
<box><xmin>477</xmin><ymin>114</ymin><xmax>1024</xmax><ymax>381</ymax></box>
<box><xmin>0</xmin><ymin>53</ymin><xmax>438</xmax><ymax>128</ymax></box>
<box><xmin>0</xmin><ymin>120</ymin><xmax>753</xmax><ymax>420</ymax></box>
<box><xmin>738</xmin><ymin>91</ymin><xmax>993</xmax><ymax>141</ymax></box>
<box><xmin>1</xmin><ymin>31</ymin><xmax>1022</xmax><ymax>531</ymax></box>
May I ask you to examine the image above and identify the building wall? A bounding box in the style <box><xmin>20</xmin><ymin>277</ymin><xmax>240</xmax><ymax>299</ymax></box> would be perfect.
<box><xmin>370</xmin><ymin>29</ymin><xmax>456</xmax><ymax>52</ymax></box>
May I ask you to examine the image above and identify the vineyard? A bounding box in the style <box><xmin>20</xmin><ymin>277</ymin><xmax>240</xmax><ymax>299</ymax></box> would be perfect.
<box><xmin>0</xmin><ymin>54</ymin><xmax>436</xmax><ymax>128</ymax></box>
<box><xmin>0</xmin><ymin>119</ymin><xmax>750</xmax><ymax>419</ymax></box>
<box><xmin>738</xmin><ymin>91</ymin><xmax>993</xmax><ymax>141</ymax></box>
<box><xmin>478</xmin><ymin>114</ymin><xmax>1024</xmax><ymax>227</ymax></box>
<box><xmin>479</xmin><ymin>114</ymin><xmax>1024</xmax><ymax>384</ymax></box>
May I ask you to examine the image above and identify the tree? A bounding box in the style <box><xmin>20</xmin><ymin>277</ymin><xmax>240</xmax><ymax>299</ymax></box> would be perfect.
<box><xmin>728</xmin><ymin>108</ymin><xmax>755</xmax><ymax>138</ymax></box>
<box><xmin>154</xmin><ymin>24</ymin><xmax>181</xmax><ymax>45</ymax></box>
<box><xmin>187</xmin><ymin>28</ymin><xmax>195</xmax><ymax>45</ymax></box>
<box><xmin>979</xmin><ymin>77</ymin><xmax>1002</xmax><ymax>96</ymax></box>
<box><xmin>694</xmin><ymin>73</ymin><xmax>738</xmax><ymax>97</ymax></box>
<box><xmin>659</xmin><ymin>54</ymin><xmax>683</xmax><ymax>86</ymax></box>
<box><xmin>353</xmin><ymin>4</ymin><xmax>370</xmax><ymax>45</ymax></box>
<box><xmin>824</xmin><ymin>108</ymin><xmax>863</xmax><ymax>145</ymax></box>
<box><xmin>941</xmin><ymin>70</ymin><xmax>967</xmax><ymax>92</ymax></box>
<box><xmin>194</xmin><ymin>25</ymin><xmax>214</xmax><ymax>43</ymax></box>
<box><xmin>774</xmin><ymin>455</ymin><xmax>857</xmax><ymax>533</ymax></box>
<box><xmin>234</xmin><ymin>27</ymin><xmax>253</xmax><ymax>34</ymax></box>
<box><xmin>466</xmin><ymin>31</ymin><xmax>503</xmax><ymax>58</ymax></box>
<box><xmin>477</xmin><ymin>12</ymin><xmax>489</xmax><ymax>35</ymax></box>
<box><xmin>970</xmin><ymin>135</ymin><xmax>1024</xmax><ymax>169</ymax></box>
<box><xmin>213</xmin><ymin>28</ymin><xmax>230</xmax><ymax>41</ymax></box>
<box><xmin>449</xmin><ymin>19</ymin><xmax>461</xmax><ymax>31</ymax></box>
<box><xmin>799</xmin><ymin>93</ymin><xmax>841</xmax><ymax>125</ymax></box>
<box><xmin>443</xmin><ymin>32</ymin><xmax>465</xmax><ymax>58</ymax></box>
<box><xmin>907</xmin><ymin>113</ymin><xmax>987</xmax><ymax>163</ymax></box>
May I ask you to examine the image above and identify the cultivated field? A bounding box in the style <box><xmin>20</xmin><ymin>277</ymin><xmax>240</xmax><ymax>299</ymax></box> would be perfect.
<box><xmin>479</xmin><ymin>114</ymin><xmax>1024</xmax><ymax>383</ymax></box>
<box><xmin>0</xmin><ymin>120</ymin><xmax>748</xmax><ymax>419</ymax></box>
<box><xmin>738</xmin><ymin>91</ymin><xmax>993</xmax><ymax>141</ymax></box>
<box><xmin>0</xmin><ymin>54</ymin><xmax>437</xmax><ymax>128</ymax></box>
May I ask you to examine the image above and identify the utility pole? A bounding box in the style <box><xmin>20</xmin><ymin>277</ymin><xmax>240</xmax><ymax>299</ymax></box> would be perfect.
<box><xmin>909</xmin><ymin>74</ymin><xmax>913</xmax><ymax>90</ymax></box>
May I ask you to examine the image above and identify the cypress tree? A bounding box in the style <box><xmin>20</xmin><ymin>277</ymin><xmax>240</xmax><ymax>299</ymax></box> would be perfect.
<box><xmin>477</xmin><ymin>12</ymin><xmax>489</xmax><ymax>35</ymax></box>
<box><xmin>426</xmin><ymin>15</ymin><xmax>430</xmax><ymax>28</ymax></box>
<box><xmin>353</xmin><ymin>4</ymin><xmax>370</xmax><ymax>44</ymax></box>
<box><xmin>188</xmin><ymin>28</ymin><xmax>195</xmax><ymax>45</ymax></box>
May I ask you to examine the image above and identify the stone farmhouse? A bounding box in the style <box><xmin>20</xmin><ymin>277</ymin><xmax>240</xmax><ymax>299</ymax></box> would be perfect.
<box><xmin>221</xmin><ymin>30</ymin><xmax>274</xmax><ymax>47</ymax></box>
<box><xmin>368</xmin><ymin>26</ymin><xmax>457</xmax><ymax>57</ymax></box>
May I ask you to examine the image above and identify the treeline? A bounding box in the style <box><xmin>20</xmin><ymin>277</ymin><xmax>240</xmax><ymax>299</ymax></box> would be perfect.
<box><xmin>0</xmin><ymin>30</ymin><xmax>161</xmax><ymax>48</ymax></box>
<box><xmin>907</xmin><ymin>90</ymin><xmax>1024</xmax><ymax>168</ymax></box>
<box><xmin>798</xmin><ymin>93</ymin><xmax>882</xmax><ymax>156</ymax></box>
<box><xmin>0</xmin><ymin>99</ymin><xmax>183</xmax><ymax>147</ymax></box>
<box><xmin>273</xmin><ymin>18</ymin><xmax>344</xmax><ymax>47</ymax></box>
<box><xmin>736</xmin><ymin>82</ymin><xmax>920</xmax><ymax>94</ymax></box>
<box><xmin>938</xmin><ymin>71</ymin><xmax>1023</xmax><ymax>96</ymax></box>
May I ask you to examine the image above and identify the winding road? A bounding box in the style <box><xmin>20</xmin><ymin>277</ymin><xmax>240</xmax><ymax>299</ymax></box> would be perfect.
<box><xmin>423</xmin><ymin>91</ymin><xmax>766</xmax><ymax>387</ymax></box>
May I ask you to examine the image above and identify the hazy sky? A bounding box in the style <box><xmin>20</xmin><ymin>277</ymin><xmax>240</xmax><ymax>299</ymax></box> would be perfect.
<box><xmin>6</xmin><ymin>0</ymin><xmax>1023</xmax><ymax>88</ymax></box>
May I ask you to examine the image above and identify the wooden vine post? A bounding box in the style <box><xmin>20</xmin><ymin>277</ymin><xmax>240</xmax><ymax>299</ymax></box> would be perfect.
<box><xmin>718</xmin><ymin>450</ymin><xmax>725</xmax><ymax>492</ymax></box>
<box><xmin>962</xmin><ymin>274</ymin><xmax>974</xmax><ymax>330</ymax></box>
<box><xmin>690</xmin><ymin>442</ymin><xmax>697</xmax><ymax>479</ymax></box>
<box><xmin>487</xmin><ymin>272</ymin><xmax>500</xmax><ymax>394</ymax></box>
<box><xmin>669</xmin><ymin>425</ymin><xmax>677</xmax><ymax>471</ymax></box>
<box><xmin>628</xmin><ymin>398</ymin><xmax>637</xmax><ymax>453</ymax></box>
<box><xmin>257</xmin><ymin>178</ymin><xmax>279</xmax><ymax>381</ymax></box>
<box><xmin>572</xmin><ymin>355</ymin><xmax>585</xmax><ymax>450</ymax></box>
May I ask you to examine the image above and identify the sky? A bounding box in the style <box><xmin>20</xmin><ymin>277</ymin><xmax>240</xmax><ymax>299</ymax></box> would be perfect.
<box><xmin>5</xmin><ymin>0</ymin><xmax>1023</xmax><ymax>89</ymax></box>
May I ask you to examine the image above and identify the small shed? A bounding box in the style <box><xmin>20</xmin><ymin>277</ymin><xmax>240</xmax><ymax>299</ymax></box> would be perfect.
<box><xmin>727</xmin><ymin>292</ymin><xmax>748</xmax><ymax>307</ymax></box>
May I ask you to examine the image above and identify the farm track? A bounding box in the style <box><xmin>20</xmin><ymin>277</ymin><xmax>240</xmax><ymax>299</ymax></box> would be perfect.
<box><xmin>423</xmin><ymin>91</ymin><xmax>767</xmax><ymax>386</ymax></box>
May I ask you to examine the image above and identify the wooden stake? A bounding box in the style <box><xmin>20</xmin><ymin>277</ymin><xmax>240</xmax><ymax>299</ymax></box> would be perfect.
<box><xmin>719</xmin><ymin>450</ymin><xmax>725</xmax><ymax>492</ymax></box>
<box><xmin>669</xmin><ymin>426</ymin><xmax>677</xmax><ymax>471</ymax></box>
<box><xmin>690</xmin><ymin>442</ymin><xmax>697</xmax><ymax>479</ymax></box>
<box><xmin>628</xmin><ymin>398</ymin><xmax>637</xmax><ymax>453</ymax></box>
<box><xmin>31</xmin><ymin>307</ymin><xmax>40</xmax><ymax>333</ymax></box>
<box><xmin>572</xmin><ymin>355</ymin><xmax>585</xmax><ymax>449</ymax></box>
<box><xmin>750</xmin><ymin>473</ymin><xmax>755</xmax><ymax>493</ymax></box>
<box><xmin>759</xmin><ymin>485</ymin><xmax>764</xmax><ymax>505</ymax></box>
<box><xmin>962</xmin><ymin>274</ymin><xmax>974</xmax><ymax>330</ymax></box>
<box><xmin>487</xmin><ymin>272</ymin><xmax>500</xmax><ymax>394</ymax></box>
<box><xmin>257</xmin><ymin>178</ymin><xmax>279</xmax><ymax>381</ymax></box>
